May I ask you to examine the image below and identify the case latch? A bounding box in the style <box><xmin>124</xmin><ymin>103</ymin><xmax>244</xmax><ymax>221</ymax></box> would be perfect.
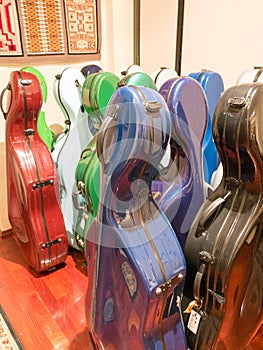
<box><xmin>228</xmin><ymin>97</ymin><xmax>246</xmax><ymax>108</ymax></box>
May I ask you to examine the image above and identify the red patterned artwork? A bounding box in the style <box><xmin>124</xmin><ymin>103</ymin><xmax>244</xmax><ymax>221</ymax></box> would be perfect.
<box><xmin>0</xmin><ymin>0</ymin><xmax>22</xmax><ymax>56</ymax></box>
<box><xmin>64</xmin><ymin>0</ymin><xmax>98</xmax><ymax>54</ymax></box>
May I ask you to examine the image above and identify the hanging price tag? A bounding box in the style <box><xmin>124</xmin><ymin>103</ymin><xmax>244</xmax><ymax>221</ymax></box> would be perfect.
<box><xmin>187</xmin><ymin>309</ymin><xmax>201</xmax><ymax>334</ymax></box>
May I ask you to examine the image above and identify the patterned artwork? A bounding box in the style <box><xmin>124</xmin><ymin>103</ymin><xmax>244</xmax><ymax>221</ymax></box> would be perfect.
<box><xmin>20</xmin><ymin>0</ymin><xmax>65</xmax><ymax>55</ymax></box>
<box><xmin>0</xmin><ymin>0</ymin><xmax>23</xmax><ymax>56</ymax></box>
<box><xmin>64</xmin><ymin>0</ymin><xmax>98</xmax><ymax>54</ymax></box>
<box><xmin>0</xmin><ymin>0</ymin><xmax>100</xmax><ymax>60</ymax></box>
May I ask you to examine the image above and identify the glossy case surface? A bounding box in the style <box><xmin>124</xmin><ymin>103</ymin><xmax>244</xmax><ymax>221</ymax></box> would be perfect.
<box><xmin>20</xmin><ymin>66</ymin><xmax>54</xmax><ymax>151</ymax></box>
<box><xmin>119</xmin><ymin>71</ymin><xmax>157</xmax><ymax>90</ymax></box>
<box><xmin>151</xmin><ymin>67</ymin><xmax>178</xmax><ymax>91</ymax></box>
<box><xmin>183</xmin><ymin>82</ymin><xmax>263</xmax><ymax>350</ymax></box>
<box><xmin>85</xmin><ymin>85</ymin><xmax>187</xmax><ymax>350</ymax></box>
<box><xmin>154</xmin><ymin>76</ymin><xmax>208</xmax><ymax>249</ymax></box>
<box><xmin>4</xmin><ymin>71</ymin><xmax>68</xmax><ymax>273</ymax></box>
<box><xmin>189</xmin><ymin>70</ymin><xmax>224</xmax><ymax>184</ymax></box>
<box><xmin>81</xmin><ymin>64</ymin><xmax>102</xmax><ymax>78</ymax></box>
<box><xmin>52</xmin><ymin>67</ymin><xmax>93</xmax><ymax>249</ymax></box>
<box><xmin>74</xmin><ymin>135</ymin><xmax>100</xmax><ymax>253</ymax></box>
<box><xmin>82</xmin><ymin>71</ymin><xmax>120</xmax><ymax>131</ymax></box>
<box><xmin>236</xmin><ymin>65</ymin><xmax>263</xmax><ymax>84</ymax></box>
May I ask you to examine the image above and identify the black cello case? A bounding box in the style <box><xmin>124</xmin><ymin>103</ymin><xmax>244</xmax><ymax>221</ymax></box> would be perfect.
<box><xmin>183</xmin><ymin>82</ymin><xmax>263</xmax><ymax>350</ymax></box>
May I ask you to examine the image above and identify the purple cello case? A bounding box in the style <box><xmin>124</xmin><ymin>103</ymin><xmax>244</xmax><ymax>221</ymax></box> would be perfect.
<box><xmin>153</xmin><ymin>76</ymin><xmax>208</xmax><ymax>250</ymax></box>
<box><xmin>85</xmin><ymin>85</ymin><xmax>187</xmax><ymax>349</ymax></box>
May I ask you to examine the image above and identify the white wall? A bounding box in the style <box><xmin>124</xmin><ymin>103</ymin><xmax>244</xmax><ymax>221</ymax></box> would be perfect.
<box><xmin>182</xmin><ymin>0</ymin><xmax>263</xmax><ymax>88</ymax></box>
<box><xmin>140</xmin><ymin>0</ymin><xmax>178</xmax><ymax>74</ymax></box>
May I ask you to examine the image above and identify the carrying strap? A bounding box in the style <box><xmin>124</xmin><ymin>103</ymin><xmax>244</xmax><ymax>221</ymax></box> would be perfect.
<box><xmin>195</xmin><ymin>191</ymin><xmax>231</xmax><ymax>237</ymax></box>
<box><xmin>51</xmin><ymin>73</ymin><xmax>72</xmax><ymax>152</ymax></box>
<box><xmin>154</xmin><ymin>67</ymin><xmax>168</xmax><ymax>84</ymax></box>
<box><xmin>0</xmin><ymin>83</ymin><xmax>11</xmax><ymax>120</ymax></box>
<box><xmin>50</xmin><ymin>122</ymin><xmax>70</xmax><ymax>152</ymax></box>
<box><xmin>253</xmin><ymin>66</ymin><xmax>263</xmax><ymax>82</ymax></box>
<box><xmin>87</xmin><ymin>72</ymin><xmax>101</xmax><ymax>111</ymax></box>
<box><xmin>121</xmin><ymin>64</ymin><xmax>134</xmax><ymax>76</ymax></box>
<box><xmin>78</xmin><ymin>138</ymin><xmax>97</xmax><ymax>214</ymax></box>
<box><xmin>197</xmin><ymin>69</ymin><xmax>209</xmax><ymax>82</ymax></box>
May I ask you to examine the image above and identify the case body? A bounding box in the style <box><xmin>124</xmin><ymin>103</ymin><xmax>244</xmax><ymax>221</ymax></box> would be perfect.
<box><xmin>189</xmin><ymin>70</ymin><xmax>224</xmax><ymax>184</ymax></box>
<box><xmin>5</xmin><ymin>71</ymin><xmax>68</xmax><ymax>273</ymax></box>
<box><xmin>85</xmin><ymin>85</ymin><xmax>187</xmax><ymax>350</ymax></box>
<box><xmin>183</xmin><ymin>82</ymin><xmax>263</xmax><ymax>350</ymax></box>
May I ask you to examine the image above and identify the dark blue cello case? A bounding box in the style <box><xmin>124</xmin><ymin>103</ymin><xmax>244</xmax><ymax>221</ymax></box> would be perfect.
<box><xmin>85</xmin><ymin>85</ymin><xmax>187</xmax><ymax>349</ymax></box>
<box><xmin>153</xmin><ymin>76</ymin><xmax>208</xmax><ymax>250</ymax></box>
<box><xmin>183</xmin><ymin>82</ymin><xmax>263</xmax><ymax>350</ymax></box>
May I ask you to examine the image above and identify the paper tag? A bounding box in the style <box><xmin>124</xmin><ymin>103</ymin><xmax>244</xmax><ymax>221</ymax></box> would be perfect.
<box><xmin>80</xmin><ymin>217</ymin><xmax>86</xmax><ymax>230</ymax></box>
<box><xmin>187</xmin><ymin>309</ymin><xmax>201</xmax><ymax>334</ymax></box>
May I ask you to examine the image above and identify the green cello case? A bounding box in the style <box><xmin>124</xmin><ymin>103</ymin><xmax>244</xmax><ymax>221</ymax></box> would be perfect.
<box><xmin>74</xmin><ymin>135</ymin><xmax>100</xmax><ymax>253</ymax></box>
<box><xmin>82</xmin><ymin>71</ymin><xmax>120</xmax><ymax>132</ymax></box>
<box><xmin>118</xmin><ymin>71</ymin><xmax>157</xmax><ymax>90</ymax></box>
<box><xmin>20</xmin><ymin>66</ymin><xmax>54</xmax><ymax>151</ymax></box>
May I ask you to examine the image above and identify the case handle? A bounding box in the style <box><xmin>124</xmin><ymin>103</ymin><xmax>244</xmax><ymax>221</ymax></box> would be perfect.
<box><xmin>0</xmin><ymin>83</ymin><xmax>11</xmax><ymax>120</ymax></box>
<box><xmin>195</xmin><ymin>192</ymin><xmax>231</xmax><ymax>237</ymax></box>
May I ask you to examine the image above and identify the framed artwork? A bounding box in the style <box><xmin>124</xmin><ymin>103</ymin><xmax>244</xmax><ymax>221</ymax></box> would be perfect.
<box><xmin>0</xmin><ymin>0</ymin><xmax>101</xmax><ymax>64</ymax></box>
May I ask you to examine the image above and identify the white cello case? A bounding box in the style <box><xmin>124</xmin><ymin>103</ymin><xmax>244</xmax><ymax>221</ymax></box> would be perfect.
<box><xmin>120</xmin><ymin>64</ymin><xmax>143</xmax><ymax>77</ymax></box>
<box><xmin>151</xmin><ymin>67</ymin><xmax>178</xmax><ymax>91</ymax></box>
<box><xmin>52</xmin><ymin>67</ymin><xmax>93</xmax><ymax>249</ymax></box>
<box><xmin>236</xmin><ymin>66</ymin><xmax>263</xmax><ymax>83</ymax></box>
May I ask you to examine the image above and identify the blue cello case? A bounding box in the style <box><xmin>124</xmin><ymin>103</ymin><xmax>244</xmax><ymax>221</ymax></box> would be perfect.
<box><xmin>85</xmin><ymin>85</ymin><xmax>187</xmax><ymax>349</ymax></box>
<box><xmin>189</xmin><ymin>70</ymin><xmax>224</xmax><ymax>184</ymax></box>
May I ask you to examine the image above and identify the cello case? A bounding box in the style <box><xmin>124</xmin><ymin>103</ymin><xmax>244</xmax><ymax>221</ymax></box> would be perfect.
<box><xmin>211</xmin><ymin>67</ymin><xmax>263</xmax><ymax>200</ymax></box>
<box><xmin>120</xmin><ymin>64</ymin><xmax>144</xmax><ymax>77</ymax></box>
<box><xmin>118</xmin><ymin>71</ymin><xmax>157</xmax><ymax>90</ymax></box>
<box><xmin>52</xmin><ymin>67</ymin><xmax>93</xmax><ymax>249</ymax></box>
<box><xmin>153</xmin><ymin>76</ymin><xmax>208</xmax><ymax>250</ymax></box>
<box><xmin>85</xmin><ymin>85</ymin><xmax>187</xmax><ymax>350</ymax></box>
<box><xmin>81</xmin><ymin>64</ymin><xmax>102</xmax><ymax>77</ymax></box>
<box><xmin>183</xmin><ymin>82</ymin><xmax>263</xmax><ymax>350</ymax></box>
<box><xmin>82</xmin><ymin>71</ymin><xmax>120</xmax><ymax>133</ymax></box>
<box><xmin>236</xmin><ymin>65</ymin><xmax>263</xmax><ymax>84</ymax></box>
<box><xmin>74</xmin><ymin>135</ymin><xmax>100</xmax><ymax>253</ymax></box>
<box><xmin>189</xmin><ymin>70</ymin><xmax>224</xmax><ymax>185</ymax></box>
<box><xmin>151</xmin><ymin>67</ymin><xmax>178</xmax><ymax>91</ymax></box>
<box><xmin>3</xmin><ymin>71</ymin><xmax>68</xmax><ymax>273</ymax></box>
<box><xmin>20</xmin><ymin>66</ymin><xmax>54</xmax><ymax>151</ymax></box>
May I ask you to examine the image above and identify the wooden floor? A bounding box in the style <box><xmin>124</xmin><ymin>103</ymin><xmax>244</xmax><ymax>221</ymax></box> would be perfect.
<box><xmin>0</xmin><ymin>233</ymin><xmax>262</xmax><ymax>350</ymax></box>
<box><xmin>0</xmin><ymin>233</ymin><xmax>93</xmax><ymax>350</ymax></box>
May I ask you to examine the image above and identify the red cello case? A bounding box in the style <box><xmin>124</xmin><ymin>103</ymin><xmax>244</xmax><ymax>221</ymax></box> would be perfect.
<box><xmin>2</xmin><ymin>71</ymin><xmax>68</xmax><ymax>274</ymax></box>
<box><xmin>183</xmin><ymin>82</ymin><xmax>263</xmax><ymax>349</ymax></box>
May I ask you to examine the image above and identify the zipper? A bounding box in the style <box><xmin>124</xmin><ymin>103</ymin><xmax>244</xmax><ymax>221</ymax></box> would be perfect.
<box><xmin>130</xmin><ymin>85</ymin><xmax>170</xmax><ymax>349</ymax></box>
